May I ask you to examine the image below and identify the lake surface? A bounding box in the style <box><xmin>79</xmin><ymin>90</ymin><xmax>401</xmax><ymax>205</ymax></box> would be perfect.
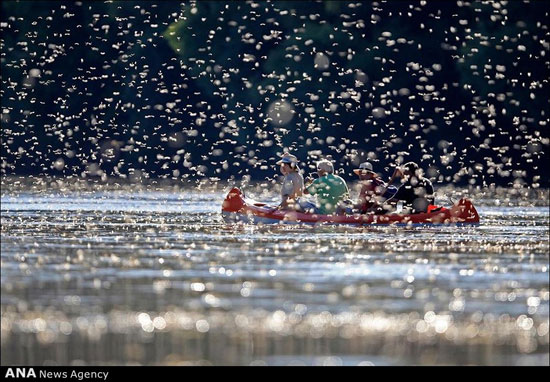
<box><xmin>1</xmin><ymin>180</ymin><xmax>549</xmax><ymax>365</ymax></box>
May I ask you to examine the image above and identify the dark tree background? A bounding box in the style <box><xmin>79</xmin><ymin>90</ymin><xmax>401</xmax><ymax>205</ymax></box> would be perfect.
<box><xmin>1</xmin><ymin>1</ymin><xmax>549</xmax><ymax>188</ymax></box>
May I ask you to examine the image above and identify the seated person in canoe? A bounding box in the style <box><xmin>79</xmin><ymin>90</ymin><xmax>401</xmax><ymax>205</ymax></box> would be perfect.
<box><xmin>276</xmin><ymin>153</ymin><xmax>304</xmax><ymax>210</ymax></box>
<box><xmin>352</xmin><ymin>161</ymin><xmax>397</xmax><ymax>214</ymax></box>
<box><xmin>299</xmin><ymin>159</ymin><xmax>351</xmax><ymax>215</ymax></box>
<box><xmin>370</xmin><ymin>162</ymin><xmax>434</xmax><ymax>215</ymax></box>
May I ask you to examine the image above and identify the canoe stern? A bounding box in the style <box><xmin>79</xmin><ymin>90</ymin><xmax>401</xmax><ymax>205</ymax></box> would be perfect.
<box><xmin>222</xmin><ymin>187</ymin><xmax>246</xmax><ymax>213</ymax></box>
<box><xmin>452</xmin><ymin>198</ymin><xmax>480</xmax><ymax>223</ymax></box>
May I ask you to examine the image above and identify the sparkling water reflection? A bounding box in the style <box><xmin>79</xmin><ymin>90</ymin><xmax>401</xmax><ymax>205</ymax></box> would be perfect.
<box><xmin>1</xmin><ymin>181</ymin><xmax>548</xmax><ymax>365</ymax></box>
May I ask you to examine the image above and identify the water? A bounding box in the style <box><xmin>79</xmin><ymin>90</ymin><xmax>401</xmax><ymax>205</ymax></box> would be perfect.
<box><xmin>1</xmin><ymin>180</ymin><xmax>548</xmax><ymax>366</ymax></box>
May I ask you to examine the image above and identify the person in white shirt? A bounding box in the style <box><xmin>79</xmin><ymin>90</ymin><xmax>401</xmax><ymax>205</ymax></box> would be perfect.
<box><xmin>276</xmin><ymin>153</ymin><xmax>304</xmax><ymax>210</ymax></box>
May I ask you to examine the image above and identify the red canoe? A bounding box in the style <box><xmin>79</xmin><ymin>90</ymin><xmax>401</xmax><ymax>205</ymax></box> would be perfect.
<box><xmin>221</xmin><ymin>188</ymin><xmax>480</xmax><ymax>226</ymax></box>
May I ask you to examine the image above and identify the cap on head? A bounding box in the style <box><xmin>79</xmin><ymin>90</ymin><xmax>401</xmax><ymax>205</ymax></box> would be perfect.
<box><xmin>316</xmin><ymin>159</ymin><xmax>334</xmax><ymax>173</ymax></box>
<box><xmin>353</xmin><ymin>161</ymin><xmax>375</xmax><ymax>175</ymax></box>
<box><xmin>276</xmin><ymin>153</ymin><xmax>298</xmax><ymax>166</ymax></box>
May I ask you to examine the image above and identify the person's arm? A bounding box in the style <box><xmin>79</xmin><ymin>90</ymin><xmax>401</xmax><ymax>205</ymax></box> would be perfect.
<box><xmin>354</xmin><ymin>184</ymin><xmax>366</xmax><ymax>209</ymax></box>
<box><xmin>303</xmin><ymin>176</ymin><xmax>312</xmax><ymax>194</ymax></box>
<box><xmin>279</xmin><ymin>188</ymin><xmax>293</xmax><ymax>209</ymax></box>
<box><xmin>295</xmin><ymin>174</ymin><xmax>305</xmax><ymax>197</ymax></box>
<box><xmin>388</xmin><ymin>167</ymin><xmax>402</xmax><ymax>184</ymax></box>
<box><xmin>305</xmin><ymin>179</ymin><xmax>317</xmax><ymax>195</ymax></box>
<box><xmin>385</xmin><ymin>182</ymin><xmax>407</xmax><ymax>204</ymax></box>
<box><xmin>366</xmin><ymin>183</ymin><xmax>403</xmax><ymax>213</ymax></box>
<box><xmin>378</xmin><ymin>167</ymin><xmax>402</xmax><ymax>196</ymax></box>
<box><xmin>343</xmin><ymin>180</ymin><xmax>351</xmax><ymax>200</ymax></box>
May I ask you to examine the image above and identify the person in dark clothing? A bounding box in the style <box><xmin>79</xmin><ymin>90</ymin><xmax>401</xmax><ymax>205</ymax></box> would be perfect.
<box><xmin>370</xmin><ymin>162</ymin><xmax>435</xmax><ymax>214</ymax></box>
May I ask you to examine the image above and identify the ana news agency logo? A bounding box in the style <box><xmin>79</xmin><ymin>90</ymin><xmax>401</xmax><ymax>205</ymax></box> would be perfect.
<box><xmin>5</xmin><ymin>368</ymin><xmax>37</xmax><ymax>378</ymax></box>
<box><xmin>3</xmin><ymin>368</ymin><xmax>109</xmax><ymax>380</ymax></box>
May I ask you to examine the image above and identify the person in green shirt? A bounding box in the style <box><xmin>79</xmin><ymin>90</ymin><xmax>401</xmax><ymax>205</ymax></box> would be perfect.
<box><xmin>302</xmin><ymin>159</ymin><xmax>350</xmax><ymax>215</ymax></box>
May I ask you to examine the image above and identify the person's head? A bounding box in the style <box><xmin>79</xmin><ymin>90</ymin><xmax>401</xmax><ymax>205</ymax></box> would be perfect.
<box><xmin>402</xmin><ymin>162</ymin><xmax>420</xmax><ymax>177</ymax></box>
<box><xmin>316</xmin><ymin>160</ymin><xmax>334</xmax><ymax>177</ymax></box>
<box><xmin>353</xmin><ymin>162</ymin><xmax>376</xmax><ymax>180</ymax></box>
<box><xmin>276</xmin><ymin>153</ymin><xmax>299</xmax><ymax>175</ymax></box>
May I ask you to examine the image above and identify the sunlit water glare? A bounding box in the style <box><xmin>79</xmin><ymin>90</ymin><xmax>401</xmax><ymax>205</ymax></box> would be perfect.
<box><xmin>1</xmin><ymin>182</ymin><xmax>548</xmax><ymax>366</ymax></box>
